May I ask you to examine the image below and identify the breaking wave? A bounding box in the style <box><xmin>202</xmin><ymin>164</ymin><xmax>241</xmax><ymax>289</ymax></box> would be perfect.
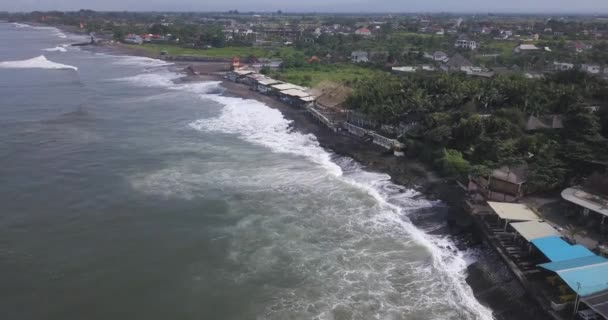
<box><xmin>112</xmin><ymin>70</ymin><xmax>181</xmax><ymax>87</ymax></box>
<box><xmin>115</xmin><ymin>65</ymin><xmax>494</xmax><ymax>319</ymax></box>
<box><xmin>109</xmin><ymin>55</ymin><xmax>173</xmax><ymax>67</ymax></box>
<box><xmin>0</xmin><ymin>55</ymin><xmax>77</xmax><ymax>71</ymax></box>
<box><xmin>43</xmin><ymin>46</ymin><xmax>67</xmax><ymax>52</ymax></box>
<box><xmin>12</xmin><ymin>22</ymin><xmax>31</xmax><ymax>28</ymax></box>
<box><xmin>11</xmin><ymin>23</ymin><xmax>68</xmax><ymax>38</ymax></box>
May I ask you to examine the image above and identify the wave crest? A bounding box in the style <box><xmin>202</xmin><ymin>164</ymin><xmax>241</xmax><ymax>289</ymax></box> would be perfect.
<box><xmin>0</xmin><ymin>55</ymin><xmax>77</xmax><ymax>71</ymax></box>
<box><xmin>43</xmin><ymin>47</ymin><xmax>67</xmax><ymax>53</ymax></box>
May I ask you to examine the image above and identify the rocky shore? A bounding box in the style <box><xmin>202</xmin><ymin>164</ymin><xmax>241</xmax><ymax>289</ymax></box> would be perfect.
<box><xmin>84</xmin><ymin>39</ymin><xmax>551</xmax><ymax>319</ymax></box>
<box><xmin>183</xmin><ymin>67</ymin><xmax>552</xmax><ymax>320</ymax></box>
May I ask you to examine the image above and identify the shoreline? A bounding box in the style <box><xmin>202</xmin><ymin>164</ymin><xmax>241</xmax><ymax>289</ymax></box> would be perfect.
<box><xmin>79</xmin><ymin>38</ymin><xmax>550</xmax><ymax>320</ymax></box>
<box><xmin>182</xmin><ymin>66</ymin><xmax>551</xmax><ymax>320</ymax></box>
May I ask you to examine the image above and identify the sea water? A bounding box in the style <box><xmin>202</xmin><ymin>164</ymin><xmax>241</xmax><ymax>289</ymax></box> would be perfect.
<box><xmin>0</xmin><ymin>22</ymin><xmax>494</xmax><ymax>320</ymax></box>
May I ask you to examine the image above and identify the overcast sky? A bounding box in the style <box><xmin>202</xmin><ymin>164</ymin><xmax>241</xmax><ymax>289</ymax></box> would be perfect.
<box><xmin>2</xmin><ymin>0</ymin><xmax>608</xmax><ymax>13</ymax></box>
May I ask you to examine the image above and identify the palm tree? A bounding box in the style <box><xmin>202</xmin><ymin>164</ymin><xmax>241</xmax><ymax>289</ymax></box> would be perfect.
<box><xmin>565</xmin><ymin>224</ymin><xmax>585</xmax><ymax>244</ymax></box>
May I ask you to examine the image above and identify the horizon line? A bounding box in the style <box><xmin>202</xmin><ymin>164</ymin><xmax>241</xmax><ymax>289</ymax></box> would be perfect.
<box><xmin>3</xmin><ymin>9</ymin><xmax>608</xmax><ymax>16</ymax></box>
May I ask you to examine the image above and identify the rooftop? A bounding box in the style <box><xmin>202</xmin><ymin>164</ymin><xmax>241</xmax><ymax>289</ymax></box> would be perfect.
<box><xmin>488</xmin><ymin>201</ymin><xmax>540</xmax><ymax>221</ymax></box>
<box><xmin>562</xmin><ymin>187</ymin><xmax>608</xmax><ymax>217</ymax></box>
<box><xmin>280</xmin><ymin>88</ymin><xmax>312</xmax><ymax>98</ymax></box>
<box><xmin>510</xmin><ymin>220</ymin><xmax>561</xmax><ymax>241</ymax></box>
<box><xmin>531</xmin><ymin>235</ymin><xmax>595</xmax><ymax>263</ymax></box>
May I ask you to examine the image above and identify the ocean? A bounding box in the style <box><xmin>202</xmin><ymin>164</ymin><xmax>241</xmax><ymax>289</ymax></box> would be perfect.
<box><xmin>0</xmin><ymin>22</ymin><xmax>494</xmax><ymax>320</ymax></box>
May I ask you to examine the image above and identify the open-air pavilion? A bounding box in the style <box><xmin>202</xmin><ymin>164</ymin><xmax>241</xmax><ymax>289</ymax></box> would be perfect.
<box><xmin>487</xmin><ymin>201</ymin><xmax>541</xmax><ymax>231</ymax></box>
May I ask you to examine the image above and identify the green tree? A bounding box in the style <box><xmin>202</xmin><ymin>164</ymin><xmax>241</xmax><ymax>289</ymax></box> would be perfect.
<box><xmin>438</xmin><ymin>149</ymin><xmax>471</xmax><ymax>177</ymax></box>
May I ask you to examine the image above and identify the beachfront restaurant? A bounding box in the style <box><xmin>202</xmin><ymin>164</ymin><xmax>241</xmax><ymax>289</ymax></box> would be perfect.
<box><xmin>487</xmin><ymin>201</ymin><xmax>541</xmax><ymax>231</ymax></box>
<box><xmin>278</xmin><ymin>88</ymin><xmax>315</xmax><ymax>107</ymax></box>
<box><xmin>242</xmin><ymin>73</ymin><xmax>266</xmax><ymax>88</ymax></box>
<box><xmin>269</xmin><ymin>83</ymin><xmax>302</xmax><ymax>98</ymax></box>
<box><xmin>509</xmin><ymin>220</ymin><xmax>562</xmax><ymax>248</ymax></box>
<box><xmin>532</xmin><ymin>235</ymin><xmax>608</xmax><ymax>319</ymax></box>
<box><xmin>226</xmin><ymin>69</ymin><xmax>254</xmax><ymax>82</ymax></box>
<box><xmin>255</xmin><ymin>77</ymin><xmax>281</xmax><ymax>94</ymax></box>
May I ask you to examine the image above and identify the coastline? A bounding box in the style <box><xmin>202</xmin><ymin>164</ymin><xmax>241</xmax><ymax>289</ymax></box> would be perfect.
<box><xmin>183</xmin><ymin>67</ymin><xmax>551</xmax><ymax>320</ymax></box>
<box><xmin>79</xmin><ymin>38</ymin><xmax>550</xmax><ymax>320</ymax></box>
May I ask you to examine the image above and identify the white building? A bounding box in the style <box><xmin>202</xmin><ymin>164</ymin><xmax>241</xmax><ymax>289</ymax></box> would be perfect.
<box><xmin>351</xmin><ymin>51</ymin><xmax>369</xmax><ymax>63</ymax></box>
<box><xmin>581</xmin><ymin>64</ymin><xmax>601</xmax><ymax>74</ymax></box>
<box><xmin>553</xmin><ymin>62</ymin><xmax>575</xmax><ymax>71</ymax></box>
<box><xmin>392</xmin><ymin>66</ymin><xmax>416</xmax><ymax>73</ymax></box>
<box><xmin>455</xmin><ymin>39</ymin><xmax>478</xmax><ymax>50</ymax></box>
<box><xmin>513</xmin><ymin>44</ymin><xmax>540</xmax><ymax>53</ymax></box>
<box><xmin>124</xmin><ymin>34</ymin><xmax>143</xmax><ymax>45</ymax></box>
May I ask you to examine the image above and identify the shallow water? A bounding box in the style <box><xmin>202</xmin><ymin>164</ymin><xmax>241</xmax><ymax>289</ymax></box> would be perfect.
<box><xmin>0</xmin><ymin>22</ymin><xmax>493</xmax><ymax>320</ymax></box>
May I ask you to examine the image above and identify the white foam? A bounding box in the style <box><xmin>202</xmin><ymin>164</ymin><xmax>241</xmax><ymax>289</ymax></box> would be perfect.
<box><xmin>12</xmin><ymin>22</ymin><xmax>30</xmax><ymax>28</ymax></box>
<box><xmin>112</xmin><ymin>70</ymin><xmax>181</xmax><ymax>87</ymax></box>
<box><xmin>186</xmin><ymin>82</ymin><xmax>493</xmax><ymax>320</ymax></box>
<box><xmin>12</xmin><ymin>23</ymin><xmax>69</xmax><ymax>39</ymax></box>
<box><xmin>114</xmin><ymin>71</ymin><xmax>492</xmax><ymax>318</ymax></box>
<box><xmin>43</xmin><ymin>47</ymin><xmax>67</xmax><ymax>52</ymax></box>
<box><xmin>109</xmin><ymin>55</ymin><xmax>173</xmax><ymax>67</ymax></box>
<box><xmin>0</xmin><ymin>55</ymin><xmax>77</xmax><ymax>71</ymax></box>
<box><xmin>189</xmin><ymin>95</ymin><xmax>343</xmax><ymax>177</ymax></box>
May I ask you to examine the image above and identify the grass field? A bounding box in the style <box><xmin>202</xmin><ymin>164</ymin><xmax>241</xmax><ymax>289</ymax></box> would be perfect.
<box><xmin>481</xmin><ymin>41</ymin><xmax>517</xmax><ymax>57</ymax></box>
<box><xmin>267</xmin><ymin>64</ymin><xmax>385</xmax><ymax>87</ymax></box>
<box><xmin>124</xmin><ymin>43</ymin><xmax>298</xmax><ymax>58</ymax></box>
<box><xmin>393</xmin><ymin>31</ymin><xmax>442</xmax><ymax>39</ymax></box>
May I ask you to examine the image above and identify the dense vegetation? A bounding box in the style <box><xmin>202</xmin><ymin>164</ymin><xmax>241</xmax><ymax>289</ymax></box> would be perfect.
<box><xmin>346</xmin><ymin>70</ymin><xmax>608</xmax><ymax>192</ymax></box>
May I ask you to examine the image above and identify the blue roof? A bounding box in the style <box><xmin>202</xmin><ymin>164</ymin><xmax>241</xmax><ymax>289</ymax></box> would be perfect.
<box><xmin>531</xmin><ymin>236</ymin><xmax>595</xmax><ymax>262</ymax></box>
<box><xmin>559</xmin><ymin>263</ymin><xmax>608</xmax><ymax>296</ymax></box>
<box><xmin>539</xmin><ymin>255</ymin><xmax>608</xmax><ymax>272</ymax></box>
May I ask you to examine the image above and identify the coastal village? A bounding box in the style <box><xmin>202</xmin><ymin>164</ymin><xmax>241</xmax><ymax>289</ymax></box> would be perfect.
<box><xmin>7</xmin><ymin>9</ymin><xmax>608</xmax><ymax>320</ymax></box>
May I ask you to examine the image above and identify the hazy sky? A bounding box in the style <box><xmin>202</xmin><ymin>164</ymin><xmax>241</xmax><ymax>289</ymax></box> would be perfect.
<box><xmin>2</xmin><ymin>0</ymin><xmax>608</xmax><ymax>13</ymax></box>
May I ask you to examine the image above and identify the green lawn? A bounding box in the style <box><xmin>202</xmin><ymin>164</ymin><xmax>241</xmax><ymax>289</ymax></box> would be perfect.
<box><xmin>267</xmin><ymin>64</ymin><xmax>385</xmax><ymax>87</ymax></box>
<box><xmin>481</xmin><ymin>41</ymin><xmax>517</xmax><ymax>57</ymax></box>
<box><xmin>124</xmin><ymin>43</ymin><xmax>298</xmax><ymax>58</ymax></box>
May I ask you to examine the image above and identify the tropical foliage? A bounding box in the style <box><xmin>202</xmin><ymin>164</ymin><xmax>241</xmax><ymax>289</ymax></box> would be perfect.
<box><xmin>346</xmin><ymin>70</ymin><xmax>608</xmax><ymax>190</ymax></box>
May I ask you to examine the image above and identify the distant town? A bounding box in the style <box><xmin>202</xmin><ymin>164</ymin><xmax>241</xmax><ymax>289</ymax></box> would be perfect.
<box><xmin>5</xmin><ymin>9</ymin><xmax>608</xmax><ymax>320</ymax></box>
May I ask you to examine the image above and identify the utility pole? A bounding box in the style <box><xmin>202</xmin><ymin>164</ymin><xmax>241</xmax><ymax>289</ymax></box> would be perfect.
<box><xmin>571</xmin><ymin>282</ymin><xmax>581</xmax><ymax>319</ymax></box>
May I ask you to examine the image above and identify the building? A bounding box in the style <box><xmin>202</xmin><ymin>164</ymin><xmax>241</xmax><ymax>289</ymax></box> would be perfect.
<box><xmin>354</xmin><ymin>28</ymin><xmax>372</xmax><ymax>37</ymax></box>
<box><xmin>443</xmin><ymin>53</ymin><xmax>473</xmax><ymax>71</ymax></box>
<box><xmin>525</xmin><ymin>115</ymin><xmax>564</xmax><ymax>131</ymax></box>
<box><xmin>392</xmin><ymin>66</ymin><xmax>416</xmax><ymax>73</ymax></box>
<box><xmin>455</xmin><ymin>35</ymin><xmax>478</xmax><ymax>50</ymax></box>
<box><xmin>432</xmin><ymin>51</ymin><xmax>449</xmax><ymax>63</ymax></box>
<box><xmin>562</xmin><ymin>186</ymin><xmax>608</xmax><ymax>224</ymax></box>
<box><xmin>581</xmin><ymin>64</ymin><xmax>601</xmax><ymax>75</ymax></box>
<box><xmin>278</xmin><ymin>88</ymin><xmax>314</xmax><ymax>107</ymax></box>
<box><xmin>123</xmin><ymin>34</ymin><xmax>143</xmax><ymax>44</ymax></box>
<box><xmin>254</xmin><ymin>77</ymin><xmax>281</xmax><ymax>94</ymax></box>
<box><xmin>468</xmin><ymin>165</ymin><xmax>528</xmax><ymax>201</ymax></box>
<box><xmin>553</xmin><ymin>62</ymin><xmax>575</xmax><ymax>71</ymax></box>
<box><xmin>513</xmin><ymin>44</ymin><xmax>540</xmax><ymax>53</ymax></box>
<box><xmin>351</xmin><ymin>51</ymin><xmax>369</xmax><ymax>63</ymax></box>
<box><xmin>226</xmin><ymin>69</ymin><xmax>254</xmax><ymax>82</ymax></box>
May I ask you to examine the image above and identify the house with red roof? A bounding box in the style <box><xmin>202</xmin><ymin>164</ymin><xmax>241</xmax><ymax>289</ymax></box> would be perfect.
<box><xmin>355</xmin><ymin>28</ymin><xmax>372</xmax><ymax>37</ymax></box>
